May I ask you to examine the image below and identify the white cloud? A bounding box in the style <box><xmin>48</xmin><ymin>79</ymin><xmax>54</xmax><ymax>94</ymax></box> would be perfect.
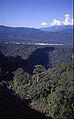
<box><xmin>41</xmin><ymin>14</ymin><xmax>73</xmax><ymax>27</ymax></box>
<box><xmin>65</xmin><ymin>14</ymin><xmax>69</xmax><ymax>17</ymax></box>
<box><xmin>63</xmin><ymin>14</ymin><xmax>73</xmax><ymax>25</ymax></box>
<box><xmin>71</xmin><ymin>18</ymin><xmax>74</xmax><ymax>25</ymax></box>
<box><xmin>41</xmin><ymin>22</ymin><xmax>47</xmax><ymax>26</ymax></box>
<box><xmin>50</xmin><ymin>19</ymin><xmax>62</xmax><ymax>26</ymax></box>
<box><xmin>50</xmin><ymin>14</ymin><xmax>73</xmax><ymax>26</ymax></box>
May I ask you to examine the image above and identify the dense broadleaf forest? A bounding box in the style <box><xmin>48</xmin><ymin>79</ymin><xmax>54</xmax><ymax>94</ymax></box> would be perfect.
<box><xmin>0</xmin><ymin>42</ymin><xmax>74</xmax><ymax>119</ymax></box>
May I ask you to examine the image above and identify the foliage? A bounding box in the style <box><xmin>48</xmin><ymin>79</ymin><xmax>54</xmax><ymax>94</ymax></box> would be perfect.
<box><xmin>9</xmin><ymin>68</ymin><xmax>31</xmax><ymax>99</ymax></box>
<box><xmin>0</xmin><ymin>43</ymin><xmax>73</xmax><ymax>119</ymax></box>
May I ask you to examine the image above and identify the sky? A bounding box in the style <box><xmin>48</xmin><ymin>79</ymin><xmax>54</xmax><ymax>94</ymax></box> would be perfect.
<box><xmin>0</xmin><ymin>0</ymin><xmax>73</xmax><ymax>28</ymax></box>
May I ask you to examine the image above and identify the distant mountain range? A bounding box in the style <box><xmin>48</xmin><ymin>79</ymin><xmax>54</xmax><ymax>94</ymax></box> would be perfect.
<box><xmin>0</xmin><ymin>25</ymin><xmax>73</xmax><ymax>44</ymax></box>
<box><xmin>40</xmin><ymin>25</ymin><xmax>73</xmax><ymax>33</ymax></box>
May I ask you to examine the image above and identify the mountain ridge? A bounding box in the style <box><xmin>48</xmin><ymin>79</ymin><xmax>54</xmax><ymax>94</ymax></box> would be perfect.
<box><xmin>40</xmin><ymin>25</ymin><xmax>73</xmax><ymax>32</ymax></box>
<box><xmin>0</xmin><ymin>25</ymin><xmax>73</xmax><ymax>44</ymax></box>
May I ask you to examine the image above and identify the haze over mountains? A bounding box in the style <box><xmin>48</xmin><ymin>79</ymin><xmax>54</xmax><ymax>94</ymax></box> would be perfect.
<box><xmin>0</xmin><ymin>25</ymin><xmax>73</xmax><ymax>44</ymax></box>
<box><xmin>40</xmin><ymin>25</ymin><xmax>73</xmax><ymax>33</ymax></box>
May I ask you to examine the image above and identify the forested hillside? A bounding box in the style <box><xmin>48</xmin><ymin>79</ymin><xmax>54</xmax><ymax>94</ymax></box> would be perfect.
<box><xmin>0</xmin><ymin>43</ymin><xmax>74</xmax><ymax>119</ymax></box>
<box><xmin>0</xmin><ymin>25</ymin><xmax>73</xmax><ymax>44</ymax></box>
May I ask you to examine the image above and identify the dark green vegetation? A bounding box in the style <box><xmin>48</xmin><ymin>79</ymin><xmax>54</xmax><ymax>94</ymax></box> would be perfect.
<box><xmin>0</xmin><ymin>43</ymin><xmax>74</xmax><ymax>119</ymax></box>
<box><xmin>0</xmin><ymin>25</ymin><xmax>73</xmax><ymax>44</ymax></box>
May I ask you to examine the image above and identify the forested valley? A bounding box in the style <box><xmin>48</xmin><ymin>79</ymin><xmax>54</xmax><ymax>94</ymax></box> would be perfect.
<box><xmin>0</xmin><ymin>43</ymin><xmax>74</xmax><ymax>119</ymax></box>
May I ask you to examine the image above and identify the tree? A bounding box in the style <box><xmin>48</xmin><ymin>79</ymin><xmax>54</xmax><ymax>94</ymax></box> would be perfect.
<box><xmin>10</xmin><ymin>68</ymin><xmax>31</xmax><ymax>99</ymax></box>
<box><xmin>33</xmin><ymin>65</ymin><xmax>46</xmax><ymax>74</ymax></box>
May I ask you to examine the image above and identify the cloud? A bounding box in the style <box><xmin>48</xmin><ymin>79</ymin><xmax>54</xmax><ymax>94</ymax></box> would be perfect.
<box><xmin>71</xmin><ymin>18</ymin><xmax>74</xmax><ymax>25</ymax></box>
<box><xmin>63</xmin><ymin>14</ymin><xmax>73</xmax><ymax>25</ymax></box>
<box><xmin>41</xmin><ymin>14</ymin><xmax>73</xmax><ymax>27</ymax></box>
<box><xmin>41</xmin><ymin>22</ymin><xmax>47</xmax><ymax>26</ymax></box>
<box><xmin>50</xmin><ymin>19</ymin><xmax>62</xmax><ymax>26</ymax></box>
<box><xmin>50</xmin><ymin>14</ymin><xmax>73</xmax><ymax>26</ymax></box>
<box><xmin>64</xmin><ymin>14</ymin><xmax>69</xmax><ymax>17</ymax></box>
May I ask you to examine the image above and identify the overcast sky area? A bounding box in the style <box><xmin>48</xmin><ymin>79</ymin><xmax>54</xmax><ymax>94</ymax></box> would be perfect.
<box><xmin>0</xmin><ymin>0</ymin><xmax>73</xmax><ymax>28</ymax></box>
